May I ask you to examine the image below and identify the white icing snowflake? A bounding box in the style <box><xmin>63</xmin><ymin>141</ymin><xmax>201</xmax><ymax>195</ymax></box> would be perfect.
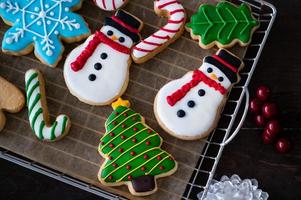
<box><xmin>0</xmin><ymin>0</ymin><xmax>90</xmax><ymax>66</ymax></box>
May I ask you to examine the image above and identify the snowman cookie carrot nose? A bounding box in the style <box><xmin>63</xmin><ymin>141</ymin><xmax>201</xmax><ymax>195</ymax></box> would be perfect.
<box><xmin>155</xmin><ymin>49</ymin><xmax>243</xmax><ymax>140</ymax></box>
<box><xmin>64</xmin><ymin>10</ymin><xmax>143</xmax><ymax>106</ymax></box>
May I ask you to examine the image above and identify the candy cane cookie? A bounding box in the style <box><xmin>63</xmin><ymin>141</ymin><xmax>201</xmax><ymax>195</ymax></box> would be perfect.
<box><xmin>25</xmin><ymin>69</ymin><xmax>71</xmax><ymax>142</ymax></box>
<box><xmin>93</xmin><ymin>0</ymin><xmax>129</xmax><ymax>11</ymax></box>
<box><xmin>132</xmin><ymin>0</ymin><xmax>186</xmax><ymax>64</ymax></box>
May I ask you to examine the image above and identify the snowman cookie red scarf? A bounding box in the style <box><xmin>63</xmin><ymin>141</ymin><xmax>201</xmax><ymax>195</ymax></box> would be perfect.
<box><xmin>71</xmin><ymin>31</ymin><xmax>131</xmax><ymax>72</ymax></box>
<box><xmin>167</xmin><ymin>70</ymin><xmax>228</xmax><ymax>106</ymax></box>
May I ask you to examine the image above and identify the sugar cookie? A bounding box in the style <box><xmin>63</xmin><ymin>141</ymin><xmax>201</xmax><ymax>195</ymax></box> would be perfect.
<box><xmin>98</xmin><ymin>98</ymin><xmax>177</xmax><ymax>196</ymax></box>
<box><xmin>186</xmin><ymin>2</ymin><xmax>259</xmax><ymax>49</ymax></box>
<box><xmin>132</xmin><ymin>0</ymin><xmax>186</xmax><ymax>64</ymax></box>
<box><xmin>0</xmin><ymin>0</ymin><xmax>90</xmax><ymax>67</ymax></box>
<box><xmin>0</xmin><ymin>77</ymin><xmax>25</xmax><ymax>132</ymax></box>
<box><xmin>25</xmin><ymin>69</ymin><xmax>71</xmax><ymax>141</ymax></box>
<box><xmin>64</xmin><ymin>10</ymin><xmax>143</xmax><ymax>105</ymax></box>
<box><xmin>93</xmin><ymin>0</ymin><xmax>129</xmax><ymax>11</ymax></box>
<box><xmin>154</xmin><ymin>49</ymin><xmax>243</xmax><ymax>140</ymax></box>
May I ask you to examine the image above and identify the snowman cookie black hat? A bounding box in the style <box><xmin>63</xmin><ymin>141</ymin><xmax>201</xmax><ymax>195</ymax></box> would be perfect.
<box><xmin>104</xmin><ymin>10</ymin><xmax>142</xmax><ymax>43</ymax></box>
<box><xmin>204</xmin><ymin>49</ymin><xmax>243</xmax><ymax>83</ymax></box>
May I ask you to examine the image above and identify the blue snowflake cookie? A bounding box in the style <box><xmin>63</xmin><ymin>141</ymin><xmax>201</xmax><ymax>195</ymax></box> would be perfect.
<box><xmin>0</xmin><ymin>0</ymin><xmax>90</xmax><ymax>67</ymax></box>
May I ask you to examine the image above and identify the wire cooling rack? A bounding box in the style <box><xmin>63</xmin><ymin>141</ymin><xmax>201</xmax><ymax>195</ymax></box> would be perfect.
<box><xmin>0</xmin><ymin>0</ymin><xmax>276</xmax><ymax>199</ymax></box>
<box><xmin>183</xmin><ymin>0</ymin><xmax>276</xmax><ymax>199</ymax></box>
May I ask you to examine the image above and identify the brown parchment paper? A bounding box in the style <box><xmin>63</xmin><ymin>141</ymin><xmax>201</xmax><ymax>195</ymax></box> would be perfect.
<box><xmin>0</xmin><ymin>0</ymin><xmax>247</xmax><ymax>199</ymax></box>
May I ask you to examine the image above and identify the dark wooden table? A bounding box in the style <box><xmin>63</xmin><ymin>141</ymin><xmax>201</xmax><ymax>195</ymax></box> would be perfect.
<box><xmin>1</xmin><ymin>0</ymin><xmax>300</xmax><ymax>200</ymax></box>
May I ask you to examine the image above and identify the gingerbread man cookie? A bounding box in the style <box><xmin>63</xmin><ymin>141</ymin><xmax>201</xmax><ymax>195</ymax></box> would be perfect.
<box><xmin>0</xmin><ymin>77</ymin><xmax>25</xmax><ymax>132</ymax></box>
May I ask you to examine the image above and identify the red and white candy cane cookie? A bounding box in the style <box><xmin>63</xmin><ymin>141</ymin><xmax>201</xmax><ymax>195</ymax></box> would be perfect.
<box><xmin>131</xmin><ymin>0</ymin><xmax>186</xmax><ymax>64</ymax></box>
<box><xmin>93</xmin><ymin>0</ymin><xmax>129</xmax><ymax>11</ymax></box>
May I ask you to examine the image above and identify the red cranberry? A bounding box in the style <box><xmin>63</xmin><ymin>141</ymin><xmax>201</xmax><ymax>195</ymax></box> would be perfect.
<box><xmin>262</xmin><ymin>103</ymin><xmax>278</xmax><ymax>119</ymax></box>
<box><xmin>254</xmin><ymin>115</ymin><xmax>266</xmax><ymax>127</ymax></box>
<box><xmin>262</xmin><ymin>130</ymin><xmax>273</xmax><ymax>144</ymax></box>
<box><xmin>275</xmin><ymin>138</ymin><xmax>291</xmax><ymax>153</ymax></box>
<box><xmin>266</xmin><ymin>120</ymin><xmax>281</xmax><ymax>136</ymax></box>
<box><xmin>256</xmin><ymin>86</ymin><xmax>271</xmax><ymax>101</ymax></box>
<box><xmin>249</xmin><ymin>98</ymin><xmax>262</xmax><ymax>114</ymax></box>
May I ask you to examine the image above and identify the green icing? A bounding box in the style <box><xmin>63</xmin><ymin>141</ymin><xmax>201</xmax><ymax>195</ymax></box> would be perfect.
<box><xmin>99</xmin><ymin>106</ymin><xmax>176</xmax><ymax>183</ymax></box>
<box><xmin>186</xmin><ymin>2</ymin><xmax>259</xmax><ymax>46</ymax></box>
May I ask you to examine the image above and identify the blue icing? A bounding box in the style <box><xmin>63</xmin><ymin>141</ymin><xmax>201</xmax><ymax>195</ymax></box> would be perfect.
<box><xmin>0</xmin><ymin>0</ymin><xmax>90</xmax><ymax>66</ymax></box>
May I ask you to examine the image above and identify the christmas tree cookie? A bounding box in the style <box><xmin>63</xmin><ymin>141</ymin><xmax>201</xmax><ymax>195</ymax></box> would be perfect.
<box><xmin>98</xmin><ymin>98</ymin><xmax>177</xmax><ymax>196</ymax></box>
<box><xmin>186</xmin><ymin>2</ymin><xmax>259</xmax><ymax>49</ymax></box>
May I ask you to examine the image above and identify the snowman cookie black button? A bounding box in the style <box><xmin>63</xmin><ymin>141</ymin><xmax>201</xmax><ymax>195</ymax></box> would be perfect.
<box><xmin>187</xmin><ymin>100</ymin><xmax>195</xmax><ymax>108</ymax></box>
<box><xmin>89</xmin><ymin>74</ymin><xmax>96</xmax><ymax>81</ymax></box>
<box><xmin>177</xmin><ymin>109</ymin><xmax>186</xmax><ymax>118</ymax></box>
<box><xmin>101</xmin><ymin>53</ymin><xmax>108</xmax><ymax>59</ymax></box>
<box><xmin>94</xmin><ymin>63</ymin><xmax>102</xmax><ymax>70</ymax></box>
<box><xmin>198</xmin><ymin>89</ymin><xmax>206</xmax><ymax>96</ymax></box>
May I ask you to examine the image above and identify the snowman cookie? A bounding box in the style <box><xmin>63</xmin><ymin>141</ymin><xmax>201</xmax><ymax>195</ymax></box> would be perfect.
<box><xmin>154</xmin><ymin>49</ymin><xmax>243</xmax><ymax>140</ymax></box>
<box><xmin>64</xmin><ymin>10</ymin><xmax>143</xmax><ymax>106</ymax></box>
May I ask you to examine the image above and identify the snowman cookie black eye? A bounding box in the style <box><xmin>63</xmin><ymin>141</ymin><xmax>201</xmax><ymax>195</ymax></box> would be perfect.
<box><xmin>218</xmin><ymin>77</ymin><xmax>224</xmax><ymax>82</ymax></box>
<box><xmin>107</xmin><ymin>30</ymin><xmax>113</xmax><ymax>36</ymax></box>
<box><xmin>119</xmin><ymin>37</ymin><xmax>125</xmax><ymax>43</ymax></box>
<box><xmin>207</xmin><ymin>67</ymin><xmax>213</xmax><ymax>73</ymax></box>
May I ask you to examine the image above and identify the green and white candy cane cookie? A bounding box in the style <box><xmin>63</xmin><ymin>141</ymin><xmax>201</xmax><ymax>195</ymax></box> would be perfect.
<box><xmin>25</xmin><ymin>69</ymin><xmax>71</xmax><ymax>141</ymax></box>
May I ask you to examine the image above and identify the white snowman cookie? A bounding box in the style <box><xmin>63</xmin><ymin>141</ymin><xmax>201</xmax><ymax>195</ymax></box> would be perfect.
<box><xmin>64</xmin><ymin>10</ymin><xmax>142</xmax><ymax>106</ymax></box>
<box><xmin>154</xmin><ymin>49</ymin><xmax>243</xmax><ymax>140</ymax></box>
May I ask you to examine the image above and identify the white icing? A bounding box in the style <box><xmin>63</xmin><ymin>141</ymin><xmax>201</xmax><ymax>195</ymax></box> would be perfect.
<box><xmin>95</xmin><ymin>0</ymin><xmax>127</xmax><ymax>11</ymax></box>
<box><xmin>25</xmin><ymin>69</ymin><xmax>70</xmax><ymax>141</ymax></box>
<box><xmin>64</xmin><ymin>26</ymin><xmax>134</xmax><ymax>105</ymax></box>
<box><xmin>155</xmin><ymin>62</ymin><xmax>232</xmax><ymax>139</ymax></box>
<box><xmin>132</xmin><ymin>0</ymin><xmax>185</xmax><ymax>60</ymax></box>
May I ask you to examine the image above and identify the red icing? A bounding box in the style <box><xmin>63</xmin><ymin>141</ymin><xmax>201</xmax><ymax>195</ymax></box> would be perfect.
<box><xmin>71</xmin><ymin>31</ymin><xmax>131</xmax><ymax>72</ymax></box>
<box><xmin>111</xmin><ymin>16</ymin><xmax>139</xmax><ymax>34</ymax></box>
<box><xmin>167</xmin><ymin>70</ymin><xmax>227</xmax><ymax>106</ymax></box>
<box><xmin>212</xmin><ymin>55</ymin><xmax>238</xmax><ymax>73</ymax></box>
<box><xmin>157</xmin><ymin>0</ymin><xmax>178</xmax><ymax>9</ymax></box>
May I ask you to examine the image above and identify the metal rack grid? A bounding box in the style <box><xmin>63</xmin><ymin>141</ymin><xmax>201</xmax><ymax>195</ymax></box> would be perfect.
<box><xmin>183</xmin><ymin>0</ymin><xmax>276</xmax><ymax>199</ymax></box>
<box><xmin>0</xmin><ymin>0</ymin><xmax>276</xmax><ymax>199</ymax></box>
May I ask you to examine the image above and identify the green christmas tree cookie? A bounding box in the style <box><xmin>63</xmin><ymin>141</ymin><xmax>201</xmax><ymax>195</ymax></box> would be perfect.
<box><xmin>98</xmin><ymin>98</ymin><xmax>177</xmax><ymax>196</ymax></box>
<box><xmin>186</xmin><ymin>1</ymin><xmax>260</xmax><ymax>49</ymax></box>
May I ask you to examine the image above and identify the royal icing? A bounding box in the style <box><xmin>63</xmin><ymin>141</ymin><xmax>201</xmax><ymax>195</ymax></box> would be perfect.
<box><xmin>25</xmin><ymin>69</ymin><xmax>71</xmax><ymax>141</ymax></box>
<box><xmin>93</xmin><ymin>0</ymin><xmax>128</xmax><ymax>11</ymax></box>
<box><xmin>64</xmin><ymin>10</ymin><xmax>142</xmax><ymax>105</ymax></box>
<box><xmin>186</xmin><ymin>2</ymin><xmax>259</xmax><ymax>49</ymax></box>
<box><xmin>0</xmin><ymin>0</ymin><xmax>90</xmax><ymax>67</ymax></box>
<box><xmin>98</xmin><ymin>98</ymin><xmax>177</xmax><ymax>195</ymax></box>
<box><xmin>0</xmin><ymin>76</ymin><xmax>25</xmax><ymax>132</ymax></box>
<box><xmin>154</xmin><ymin>49</ymin><xmax>243</xmax><ymax>140</ymax></box>
<box><xmin>131</xmin><ymin>0</ymin><xmax>186</xmax><ymax>63</ymax></box>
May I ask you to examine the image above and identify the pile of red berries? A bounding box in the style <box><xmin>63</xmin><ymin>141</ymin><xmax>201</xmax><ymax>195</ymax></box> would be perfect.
<box><xmin>249</xmin><ymin>86</ymin><xmax>291</xmax><ymax>153</ymax></box>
